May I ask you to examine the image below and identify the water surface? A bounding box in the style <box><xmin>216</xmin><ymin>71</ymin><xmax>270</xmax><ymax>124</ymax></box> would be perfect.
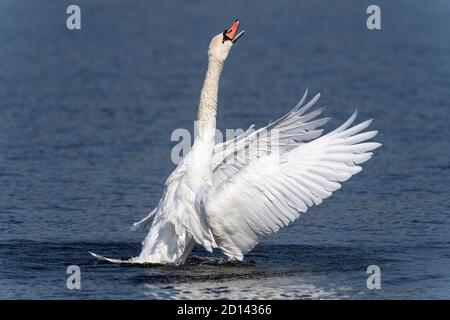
<box><xmin>0</xmin><ymin>0</ymin><xmax>449</xmax><ymax>299</ymax></box>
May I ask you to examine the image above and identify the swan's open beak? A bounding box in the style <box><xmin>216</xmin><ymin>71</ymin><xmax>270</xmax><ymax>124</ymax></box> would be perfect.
<box><xmin>224</xmin><ymin>20</ymin><xmax>245</xmax><ymax>43</ymax></box>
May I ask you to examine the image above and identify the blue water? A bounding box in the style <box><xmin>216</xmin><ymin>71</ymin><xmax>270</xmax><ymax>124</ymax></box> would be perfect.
<box><xmin>0</xmin><ymin>0</ymin><xmax>449</xmax><ymax>299</ymax></box>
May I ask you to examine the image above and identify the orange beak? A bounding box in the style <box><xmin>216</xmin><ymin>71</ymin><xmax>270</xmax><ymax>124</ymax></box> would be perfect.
<box><xmin>225</xmin><ymin>20</ymin><xmax>240</xmax><ymax>40</ymax></box>
<box><xmin>224</xmin><ymin>20</ymin><xmax>245</xmax><ymax>43</ymax></box>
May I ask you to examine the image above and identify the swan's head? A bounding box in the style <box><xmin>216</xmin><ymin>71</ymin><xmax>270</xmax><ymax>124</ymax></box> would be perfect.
<box><xmin>208</xmin><ymin>20</ymin><xmax>245</xmax><ymax>62</ymax></box>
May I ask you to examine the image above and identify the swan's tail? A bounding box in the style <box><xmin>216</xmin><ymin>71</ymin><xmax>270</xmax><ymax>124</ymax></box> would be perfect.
<box><xmin>89</xmin><ymin>251</ymin><xmax>133</xmax><ymax>264</ymax></box>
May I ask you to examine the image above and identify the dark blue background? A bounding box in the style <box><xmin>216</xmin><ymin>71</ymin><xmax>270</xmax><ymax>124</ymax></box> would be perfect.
<box><xmin>0</xmin><ymin>0</ymin><xmax>448</xmax><ymax>298</ymax></box>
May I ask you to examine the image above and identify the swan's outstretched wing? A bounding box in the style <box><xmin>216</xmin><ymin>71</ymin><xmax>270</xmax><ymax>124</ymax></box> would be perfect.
<box><xmin>212</xmin><ymin>90</ymin><xmax>330</xmax><ymax>186</ymax></box>
<box><xmin>206</xmin><ymin>111</ymin><xmax>381</xmax><ymax>260</ymax></box>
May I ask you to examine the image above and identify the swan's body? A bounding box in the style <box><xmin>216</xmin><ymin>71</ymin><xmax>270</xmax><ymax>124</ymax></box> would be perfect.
<box><xmin>90</xmin><ymin>21</ymin><xmax>381</xmax><ymax>264</ymax></box>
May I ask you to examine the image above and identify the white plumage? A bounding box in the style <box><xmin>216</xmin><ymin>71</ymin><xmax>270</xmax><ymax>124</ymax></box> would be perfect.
<box><xmin>90</xmin><ymin>21</ymin><xmax>380</xmax><ymax>265</ymax></box>
<box><xmin>206</xmin><ymin>99</ymin><xmax>380</xmax><ymax>260</ymax></box>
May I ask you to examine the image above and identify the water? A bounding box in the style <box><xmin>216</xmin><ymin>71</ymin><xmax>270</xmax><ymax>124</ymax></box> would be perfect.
<box><xmin>0</xmin><ymin>0</ymin><xmax>449</xmax><ymax>299</ymax></box>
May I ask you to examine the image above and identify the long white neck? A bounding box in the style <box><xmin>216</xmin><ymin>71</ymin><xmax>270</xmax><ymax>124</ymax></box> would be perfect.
<box><xmin>196</xmin><ymin>57</ymin><xmax>224</xmax><ymax>139</ymax></box>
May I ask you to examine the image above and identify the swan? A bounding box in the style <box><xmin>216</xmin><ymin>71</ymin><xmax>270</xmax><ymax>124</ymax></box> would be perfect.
<box><xmin>90</xmin><ymin>20</ymin><xmax>381</xmax><ymax>264</ymax></box>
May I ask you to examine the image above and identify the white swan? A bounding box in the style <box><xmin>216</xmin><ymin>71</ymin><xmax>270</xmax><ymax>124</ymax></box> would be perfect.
<box><xmin>90</xmin><ymin>20</ymin><xmax>381</xmax><ymax>264</ymax></box>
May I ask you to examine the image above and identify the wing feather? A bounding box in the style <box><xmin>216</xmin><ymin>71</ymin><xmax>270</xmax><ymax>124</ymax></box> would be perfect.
<box><xmin>206</xmin><ymin>107</ymin><xmax>381</xmax><ymax>260</ymax></box>
<box><xmin>211</xmin><ymin>90</ymin><xmax>330</xmax><ymax>186</ymax></box>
